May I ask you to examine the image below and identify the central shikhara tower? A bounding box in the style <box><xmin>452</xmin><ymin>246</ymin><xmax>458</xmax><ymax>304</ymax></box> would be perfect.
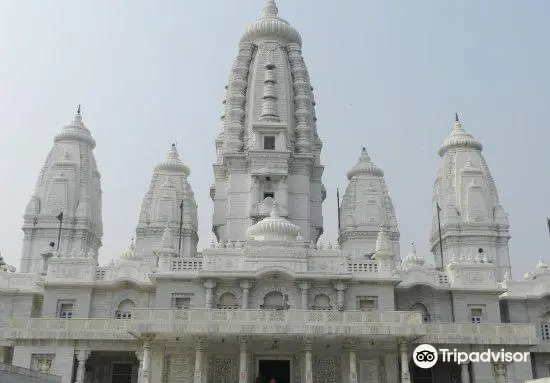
<box><xmin>4</xmin><ymin>2</ymin><xmax>544</xmax><ymax>383</ymax></box>
<box><xmin>211</xmin><ymin>0</ymin><xmax>325</xmax><ymax>243</ymax></box>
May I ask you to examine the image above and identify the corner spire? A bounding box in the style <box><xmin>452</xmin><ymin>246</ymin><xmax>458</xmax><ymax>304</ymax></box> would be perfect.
<box><xmin>263</xmin><ymin>0</ymin><xmax>278</xmax><ymax>17</ymax></box>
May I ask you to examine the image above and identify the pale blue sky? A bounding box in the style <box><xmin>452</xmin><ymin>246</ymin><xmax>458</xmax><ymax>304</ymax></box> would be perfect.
<box><xmin>0</xmin><ymin>1</ymin><xmax>548</xmax><ymax>278</ymax></box>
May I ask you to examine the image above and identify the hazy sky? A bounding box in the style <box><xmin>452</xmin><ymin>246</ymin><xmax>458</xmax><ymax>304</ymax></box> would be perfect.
<box><xmin>1</xmin><ymin>0</ymin><xmax>549</xmax><ymax>279</ymax></box>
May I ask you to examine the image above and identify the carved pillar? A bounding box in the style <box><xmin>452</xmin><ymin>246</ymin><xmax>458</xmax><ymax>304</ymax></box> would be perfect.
<box><xmin>345</xmin><ymin>338</ymin><xmax>359</xmax><ymax>383</ymax></box>
<box><xmin>194</xmin><ymin>337</ymin><xmax>206</xmax><ymax>383</ymax></box>
<box><xmin>303</xmin><ymin>338</ymin><xmax>313</xmax><ymax>383</ymax></box>
<box><xmin>298</xmin><ymin>282</ymin><xmax>311</xmax><ymax>309</ymax></box>
<box><xmin>399</xmin><ymin>341</ymin><xmax>411</xmax><ymax>383</ymax></box>
<box><xmin>493</xmin><ymin>363</ymin><xmax>507</xmax><ymax>383</ymax></box>
<box><xmin>251</xmin><ymin>177</ymin><xmax>260</xmax><ymax>206</ymax></box>
<box><xmin>240</xmin><ymin>281</ymin><xmax>253</xmax><ymax>309</ymax></box>
<box><xmin>333</xmin><ymin>282</ymin><xmax>347</xmax><ymax>310</ymax></box>
<box><xmin>461</xmin><ymin>363</ymin><xmax>470</xmax><ymax>383</ymax></box>
<box><xmin>135</xmin><ymin>351</ymin><xmax>143</xmax><ymax>383</ymax></box>
<box><xmin>204</xmin><ymin>280</ymin><xmax>217</xmax><ymax>309</ymax></box>
<box><xmin>141</xmin><ymin>334</ymin><xmax>155</xmax><ymax>383</ymax></box>
<box><xmin>239</xmin><ymin>337</ymin><xmax>249</xmax><ymax>383</ymax></box>
<box><xmin>277</xmin><ymin>176</ymin><xmax>288</xmax><ymax>213</ymax></box>
<box><xmin>75</xmin><ymin>350</ymin><xmax>91</xmax><ymax>383</ymax></box>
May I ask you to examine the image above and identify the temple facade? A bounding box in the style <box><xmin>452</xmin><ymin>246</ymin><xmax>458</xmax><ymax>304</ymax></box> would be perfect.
<box><xmin>0</xmin><ymin>1</ymin><xmax>548</xmax><ymax>383</ymax></box>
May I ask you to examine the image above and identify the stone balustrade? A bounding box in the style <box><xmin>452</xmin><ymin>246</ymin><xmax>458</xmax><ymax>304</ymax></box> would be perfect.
<box><xmin>421</xmin><ymin>323</ymin><xmax>538</xmax><ymax>345</ymax></box>
<box><xmin>7</xmin><ymin>311</ymin><xmax>538</xmax><ymax>347</ymax></box>
<box><xmin>129</xmin><ymin>309</ymin><xmax>425</xmax><ymax>337</ymax></box>
<box><xmin>0</xmin><ymin>272</ymin><xmax>42</xmax><ymax>291</ymax></box>
<box><xmin>7</xmin><ymin>318</ymin><xmax>135</xmax><ymax>340</ymax></box>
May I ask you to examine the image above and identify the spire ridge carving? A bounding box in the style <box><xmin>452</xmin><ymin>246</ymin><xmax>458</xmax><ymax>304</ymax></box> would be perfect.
<box><xmin>259</xmin><ymin>53</ymin><xmax>280</xmax><ymax>122</ymax></box>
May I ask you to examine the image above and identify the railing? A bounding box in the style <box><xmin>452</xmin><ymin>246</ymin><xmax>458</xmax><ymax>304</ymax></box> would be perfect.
<box><xmin>348</xmin><ymin>261</ymin><xmax>378</xmax><ymax>274</ymax></box>
<box><xmin>171</xmin><ymin>259</ymin><xmax>203</xmax><ymax>271</ymax></box>
<box><xmin>6</xmin><ymin>311</ymin><xmax>539</xmax><ymax>346</ymax></box>
<box><xmin>7</xmin><ymin>318</ymin><xmax>133</xmax><ymax>340</ymax></box>
<box><xmin>0</xmin><ymin>362</ymin><xmax>61</xmax><ymax>383</ymax></box>
<box><xmin>421</xmin><ymin>323</ymin><xmax>538</xmax><ymax>345</ymax></box>
<box><xmin>129</xmin><ymin>309</ymin><xmax>425</xmax><ymax>337</ymax></box>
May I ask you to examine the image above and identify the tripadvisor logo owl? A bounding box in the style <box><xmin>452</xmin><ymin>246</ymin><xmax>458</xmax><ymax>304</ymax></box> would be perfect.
<box><xmin>413</xmin><ymin>344</ymin><xmax>438</xmax><ymax>369</ymax></box>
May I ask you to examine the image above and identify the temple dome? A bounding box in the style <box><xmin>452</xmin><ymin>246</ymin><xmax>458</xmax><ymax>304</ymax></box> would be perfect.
<box><xmin>54</xmin><ymin>106</ymin><xmax>96</xmax><ymax>148</ymax></box>
<box><xmin>246</xmin><ymin>207</ymin><xmax>301</xmax><ymax>241</ymax></box>
<box><xmin>120</xmin><ymin>239</ymin><xmax>140</xmax><ymax>260</ymax></box>
<box><xmin>240</xmin><ymin>1</ymin><xmax>302</xmax><ymax>45</ymax></box>
<box><xmin>346</xmin><ymin>147</ymin><xmax>384</xmax><ymax>179</ymax></box>
<box><xmin>438</xmin><ymin>114</ymin><xmax>482</xmax><ymax>157</ymax></box>
<box><xmin>404</xmin><ymin>243</ymin><xmax>425</xmax><ymax>266</ymax></box>
<box><xmin>155</xmin><ymin>143</ymin><xmax>191</xmax><ymax>175</ymax></box>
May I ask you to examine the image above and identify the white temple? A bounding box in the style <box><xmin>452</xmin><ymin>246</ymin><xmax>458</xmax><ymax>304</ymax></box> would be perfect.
<box><xmin>1</xmin><ymin>2</ymin><xmax>549</xmax><ymax>383</ymax></box>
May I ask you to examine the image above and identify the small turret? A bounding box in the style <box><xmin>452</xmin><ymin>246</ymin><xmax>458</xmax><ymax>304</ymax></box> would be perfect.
<box><xmin>136</xmin><ymin>143</ymin><xmax>198</xmax><ymax>258</ymax></box>
<box><xmin>20</xmin><ymin>106</ymin><xmax>103</xmax><ymax>273</ymax></box>
<box><xmin>339</xmin><ymin>147</ymin><xmax>399</xmax><ymax>257</ymax></box>
<box><xmin>431</xmin><ymin>114</ymin><xmax>510</xmax><ymax>281</ymax></box>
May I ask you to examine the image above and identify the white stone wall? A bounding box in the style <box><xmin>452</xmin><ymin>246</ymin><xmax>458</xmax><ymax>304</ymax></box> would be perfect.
<box><xmin>12</xmin><ymin>344</ymin><xmax>74</xmax><ymax>383</ymax></box>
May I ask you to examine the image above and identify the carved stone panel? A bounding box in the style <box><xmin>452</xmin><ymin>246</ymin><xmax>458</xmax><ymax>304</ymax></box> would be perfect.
<box><xmin>314</xmin><ymin>357</ymin><xmax>337</xmax><ymax>383</ymax></box>
<box><xmin>359</xmin><ymin>359</ymin><xmax>379</xmax><ymax>383</ymax></box>
<box><xmin>213</xmin><ymin>356</ymin><xmax>237</xmax><ymax>383</ymax></box>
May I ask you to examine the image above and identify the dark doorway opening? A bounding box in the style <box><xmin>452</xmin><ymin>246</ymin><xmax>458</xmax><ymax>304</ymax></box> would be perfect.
<box><xmin>258</xmin><ymin>360</ymin><xmax>290</xmax><ymax>383</ymax></box>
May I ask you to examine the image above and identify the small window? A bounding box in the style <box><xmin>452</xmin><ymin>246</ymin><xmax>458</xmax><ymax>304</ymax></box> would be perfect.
<box><xmin>263</xmin><ymin>192</ymin><xmax>274</xmax><ymax>200</ymax></box>
<box><xmin>541</xmin><ymin>323</ymin><xmax>550</xmax><ymax>340</ymax></box>
<box><xmin>115</xmin><ymin>299</ymin><xmax>135</xmax><ymax>319</ymax></box>
<box><xmin>263</xmin><ymin>136</ymin><xmax>276</xmax><ymax>150</ymax></box>
<box><xmin>357</xmin><ymin>296</ymin><xmax>378</xmax><ymax>311</ymax></box>
<box><xmin>470</xmin><ymin>307</ymin><xmax>484</xmax><ymax>323</ymax></box>
<box><xmin>57</xmin><ymin>301</ymin><xmax>74</xmax><ymax>319</ymax></box>
<box><xmin>172</xmin><ymin>296</ymin><xmax>191</xmax><ymax>309</ymax></box>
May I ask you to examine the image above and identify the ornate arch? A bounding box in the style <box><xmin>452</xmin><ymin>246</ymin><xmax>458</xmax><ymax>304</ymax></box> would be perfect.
<box><xmin>252</xmin><ymin>277</ymin><xmax>296</xmax><ymax>309</ymax></box>
<box><xmin>214</xmin><ymin>286</ymin><xmax>243</xmax><ymax>307</ymax></box>
<box><xmin>410</xmin><ymin>301</ymin><xmax>431</xmax><ymax>322</ymax></box>
<box><xmin>309</xmin><ymin>287</ymin><xmax>336</xmax><ymax>310</ymax></box>
<box><xmin>110</xmin><ymin>289</ymin><xmax>139</xmax><ymax>318</ymax></box>
<box><xmin>214</xmin><ymin>286</ymin><xmax>243</xmax><ymax>308</ymax></box>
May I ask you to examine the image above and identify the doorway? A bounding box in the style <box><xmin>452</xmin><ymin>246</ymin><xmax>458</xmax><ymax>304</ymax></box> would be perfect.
<box><xmin>258</xmin><ymin>360</ymin><xmax>290</xmax><ymax>383</ymax></box>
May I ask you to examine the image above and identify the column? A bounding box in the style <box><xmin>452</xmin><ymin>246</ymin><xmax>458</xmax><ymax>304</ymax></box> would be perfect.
<box><xmin>204</xmin><ymin>280</ymin><xmax>217</xmax><ymax>309</ymax></box>
<box><xmin>461</xmin><ymin>363</ymin><xmax>470</xmax><ymax>383</ymax></box>
<box><xmin>194</xmin><ymin>337</ymin><xmax>206</xmax><ymax>383</ymax></box>
<box><xmin>493</xmin><ymin>363</ymin><xmax>507</xmax><ymax>383</ymax></box>
<box><xmin>298</xmin><ymin>282</ymin><xmax>311</xmax><ymax>309</ymax></box>
<box><xmin>303</xmin><ymin>338</ymin><xmax>313</xmax><ymax>383</ymax></box>
<box><xmin>277</xmin><ymin>176</ymin><xmax>288</xmax><ymax>214</ymax></box>
<box><xmin>141</xmin><ymin>333</ymin><xmax>156</xmax><ymax>383</ymax></box>
<box><xmin>239</xmin><ymin>337</ymin><xmax>249</xmax><ymax>383</ymax></box>
<box><xmin>399</xmin><ymin>341</ymin><xmax>411</xmax><ymax>383</ymax></box>
<box><xmin>75</xmin><ymin>350</ymin><xmax>90</xmax><ymax>383</ymax></box>
<box><xmin>333</xmin><ymin>282</ymin><xmax>347</xmax><ymax>310</ymax></box>
<box><xmin>345</xmin><ymin>338</ymin><xmax>359</xmax><ymax>383</ymax></box>
<box><xmin>240</xmin><ymin>281</ymin><xmax>253</xmax><ymax>309</ymax></box>
<box><xmin>135</xmin><ymin>351</ymin><xmax>143</xmax><ymax>383</ymax></box>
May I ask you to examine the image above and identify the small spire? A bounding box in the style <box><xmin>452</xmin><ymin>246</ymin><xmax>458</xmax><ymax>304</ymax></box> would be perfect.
<box><xmin>263</xmin><ymin>0</ymin><xmax>278</xmax><ymax>17</ymax></box>
<box><xmin>455</xmin><ymin>112</ymin><xmax>459</xmax><ymax>123</ymax></box>
<box><xmin>74</xmin><ymin>104</ymin><xmax>83</xmax><ymax>122</ymax></box>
